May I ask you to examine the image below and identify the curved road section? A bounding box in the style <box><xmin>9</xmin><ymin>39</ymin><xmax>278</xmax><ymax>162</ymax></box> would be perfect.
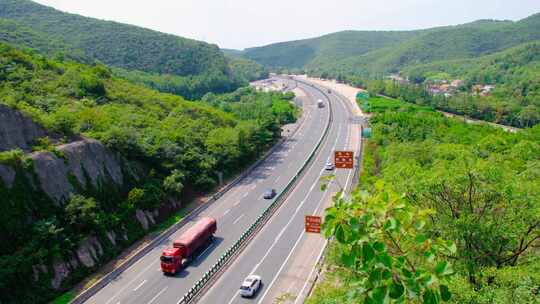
<box><xmin>198</xmin><ymin>77</ymin><xmax>360</xmax><ymax>304</ymax></box>
<box><xmin>84</xmin><ymin>78</ymin><xmax>331</xmax><ymax>304</ymax></box>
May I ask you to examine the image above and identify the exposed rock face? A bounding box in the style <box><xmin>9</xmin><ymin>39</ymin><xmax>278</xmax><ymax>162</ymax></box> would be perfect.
<box><xmin>51</xmin><ymin>260</ymin><xmax>71</xmax><ymax>289</ymax></box>
<box><xmin>76</xmin><ymin>236</ymin><xmax>104</xmax><ymax>268</ymax></box>
<box><xmin>31</xmin><ymin>139</ymin><xmax>124</xmax><ymax>203</ymax></box>
<box><xmin>0</xmin><ymin>164</ymin><xmax>16</xmax><ymax>188</ymax></box>
<box><xmin>32</xmin><ymin>264</ymin><xmax>48</xmax><ymax>282</ymax></box>
<box><xmin>106</xmin><ymin>231</ymin><xmax>117</xmax><ymax>246</ymax></box>
<box><xmin>31</xmin><ymin>152</ymin><xmax>73</xmax><ymax>203</ymax></box>
<box><xmin>136</xmin><ymin>209</ymin><xmax>150</xmax><ymax>230</ymax></box>
<box><xmin>0</xmin><ymin>104</ymin><xmax>51</xmax><ymax>152</ymax></box>
<box><xmin>60</xmin><ymin>139</ymin><xmax>124</xmax><ymax>189</ymax></box>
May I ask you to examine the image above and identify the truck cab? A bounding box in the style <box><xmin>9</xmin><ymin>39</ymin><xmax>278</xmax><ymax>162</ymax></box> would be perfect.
<box><xmin>160</xmin><ymin>247</ymin><xmax>183</xmax><ymax>274</ymax></box>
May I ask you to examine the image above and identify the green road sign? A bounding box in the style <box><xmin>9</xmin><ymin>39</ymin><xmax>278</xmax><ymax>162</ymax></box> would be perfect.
<box><xmin>356</xmin><ymin>91</ymin><xmax>370</xmax><ymax>101</ymax></box>
<box><xmin>362</xmin><ymin>127</ymin><xmax>372</xmax><ymax>138</ymax></box>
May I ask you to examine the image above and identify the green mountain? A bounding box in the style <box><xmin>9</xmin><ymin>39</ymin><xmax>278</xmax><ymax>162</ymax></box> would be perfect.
<box><xmin>0</xmin><ymin>0</ymin><xmax>245</xmax><ymax>98</ymax></box>
<box><xmin>242</xmin><ymin>13</ymin><xmax>540</xmax><ymax>77</ymax></box>
<box><xmin>244</xmin><ymin>30</ymin><xmax>421</xmax><ymax>69</ymax></box>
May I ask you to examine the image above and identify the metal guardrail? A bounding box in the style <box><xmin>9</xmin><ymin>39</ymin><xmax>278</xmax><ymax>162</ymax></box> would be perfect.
<box><xmin>177</xmin><ymin>78</ymin><xmax>334</xmax><ymax>304</ymax></box>
<box><xmin>70</xmin><ymin>84</ymin><xmax>307</xmax><ymax>304</ymax></box>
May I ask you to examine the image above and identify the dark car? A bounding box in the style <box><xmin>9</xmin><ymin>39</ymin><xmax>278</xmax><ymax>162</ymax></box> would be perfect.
<box><xmin>263</xmin><ymin>188</ymin><xmax>277</xmax><ymax>199</ymax></box>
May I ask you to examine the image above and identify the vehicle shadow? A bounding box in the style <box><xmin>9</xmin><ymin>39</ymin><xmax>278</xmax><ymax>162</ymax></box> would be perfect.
<box><xmin>171</xmin><ymin>236</ymin><xmax>224</xmax><ymax>278</ymax></box>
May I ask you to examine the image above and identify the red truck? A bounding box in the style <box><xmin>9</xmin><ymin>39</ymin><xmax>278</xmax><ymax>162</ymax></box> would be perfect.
<box><xmin>160</xmin><ymin>217</ymin><xmax>217</xmax><ymax>274</ymax></box>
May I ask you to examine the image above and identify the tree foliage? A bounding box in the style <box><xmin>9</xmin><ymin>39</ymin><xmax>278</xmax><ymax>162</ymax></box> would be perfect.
<box><xmin>322</xmin><ymin>185</ymin><xmax>456</xmax><ymax>303</ymax></box>
<box><xmin>311</xmin><ymin>96</ymin><xmax>540</xmax><ymax>304</ymax></box>
<box><xmin>0</xmin><ymin>42</ymin><xmax>297</xmax><ymax>303</ymax></box>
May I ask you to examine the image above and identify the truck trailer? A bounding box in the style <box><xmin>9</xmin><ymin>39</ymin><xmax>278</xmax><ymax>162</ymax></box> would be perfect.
<box><xmin>160</xmin><ymin>217</ymin><xmax>217</xmax><ymax>274</ymax></box>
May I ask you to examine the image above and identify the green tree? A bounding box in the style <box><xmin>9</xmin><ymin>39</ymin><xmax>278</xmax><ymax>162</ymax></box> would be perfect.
<box><xmin>322</xmin><ymin>184</ymin><xmax>456</xmax><ymax>304</ymax></box>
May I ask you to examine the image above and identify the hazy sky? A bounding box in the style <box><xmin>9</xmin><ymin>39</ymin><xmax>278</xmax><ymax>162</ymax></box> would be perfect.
<box><xmin>34</xmin><ymin>0</ymin><xmax>540</xmax><ymax>50</ymax></box>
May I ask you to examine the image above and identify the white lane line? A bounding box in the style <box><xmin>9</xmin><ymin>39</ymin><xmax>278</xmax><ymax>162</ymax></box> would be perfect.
<box><xmin>233</xmin><ymin>214</ymin><xmax>245</xmax><ymax>225</ymax></box>
<box><xmin>275</xmin><ymin>176</ymin><xmax>281</xmax><ymax>183</ymax></box>
<box><xmin>133</xmin><ymin>280</ymin><xmax>146</xmax><ymax>292</ymax></box>
<box><xmin>147</xmin><ymin>286</ymin><xmax>168</xmax><ymax>304</ymax></box>
<box><xmin>294</xmin><ymin>239</ymin><xmax>328</xmax><ymax>304</ymax></box>
<box><xmin>224</xmin><ymin>182</ymin><xmax>320</xmax><ymax>304</ymax></box>
<box><xmin>250</xmin><ymin>184</ymin><xmax>257</xmax><ymax>190</ymax></box>
<box><xmin>225</xmin><ymin>88</ymin><xmax>340</xmax><ymax>304</ymax></box>
<box><xmin>223</xmin><ymin>209</ymin><xmax>231</xmax><ymax>216</ymax></box>
<box><xmin>234</xmin><ymin>200</ymin><xmax>241</xmax><ymax>207</ymax></box>
<box><xmin>256</xmin><ymin>192</ymin><xmax>328</xmax><ymax>304</ymax></box>
<box><xmin>242</xmin><ymin>193</ymin><xmax>249</xmax><ymax>199</ymax></box>
<box><xmin>105</xmin><ymin>260</ymin><xmax>157</xmax><ymax>304</ymax></box>
<box><xmin>257</xmin><ymin>99</ymin><xmax>350</xmax><ymax>304</ymax></box>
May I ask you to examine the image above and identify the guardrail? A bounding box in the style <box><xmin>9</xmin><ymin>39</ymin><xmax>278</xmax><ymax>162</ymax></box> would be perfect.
<box><xmin>70</xmin><ymin>83</ymin><xmax>307</xmax><ymax>304</ymax></box>
<box><xmin>177</xmin><ymin>78</ymin><xmax>334</xmax><ymax>304</ymax></box>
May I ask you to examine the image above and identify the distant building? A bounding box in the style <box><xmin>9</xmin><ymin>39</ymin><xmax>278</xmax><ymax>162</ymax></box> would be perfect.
<box><xmin>386</xmin><ymin>74</ymin><xmax>409</xmax><ymax>84</ymax></box>
<box><xmin>472</xmin><ymin>84</ymin><xmax>496</xmax><ymax>96</ymax></box>
<box><xmin>450</xmin><ymin>79</ymin><xmax>464</xmax><ymax>88</ymax></box>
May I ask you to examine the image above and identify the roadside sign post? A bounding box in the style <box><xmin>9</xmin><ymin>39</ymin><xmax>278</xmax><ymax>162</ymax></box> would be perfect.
<box><xmin>334</xmin><ymin>151</ymin><xmax>354</xmax><ymax>169</ymax></box>
<box><xmin>305</xmin><ymin>216</ymin><xmax>322</xmax><ymax>233</ymax></box>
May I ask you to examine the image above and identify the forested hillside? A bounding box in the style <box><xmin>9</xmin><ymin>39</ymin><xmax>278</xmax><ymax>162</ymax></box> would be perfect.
<box><xmin>309</xmin><ymin>96</ymin><xmax>540</xmax><ymax>304</ymax></box>
<box><xmin>316</xmin><ymin>14</ymin><xmax>540</xmax><ymax>77</ymax></box>
<box><xmin>0</xmin><ymin>42</ymin><xmax>296</xmax><ymax>303</ymax></box>
<box><xmin>243</xmin><ymin>30</ymin><xmax>420</xmax><ymax>69</ymax></box>
<box><xmin>343</xmin><ymin>42</ymin><xmax>540</xmax><ymax>127</ymax></box>
<box><xmin>0</xmin><ymin>0</ymin><xmax>265</xmax><ymax>98</ymax></box>
<box><xmin>242</xmin><ymin>13</ymin><xmax>540</xmax><ymax>77</ymax></box>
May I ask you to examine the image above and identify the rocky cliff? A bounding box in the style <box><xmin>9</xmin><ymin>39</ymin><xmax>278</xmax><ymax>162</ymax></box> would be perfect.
<box><xmin>0</xmin><ymin>104</ymin><xmax>182</xmax><ymax>297</ymax></box>
<box><xmin>0</xmin><ymin>103</ymin><xmax>55</xmax><ymax>152</ymax></box>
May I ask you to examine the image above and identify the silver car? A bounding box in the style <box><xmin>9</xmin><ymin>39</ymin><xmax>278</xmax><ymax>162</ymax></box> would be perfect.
<box><xmin>325</xmin><ymin>162</ymin><xmax>335</xmax><ymax>170</ymax></box>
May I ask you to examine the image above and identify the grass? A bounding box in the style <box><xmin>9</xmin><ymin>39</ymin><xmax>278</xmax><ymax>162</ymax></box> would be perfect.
<box><xmin>51</xmin><ymin>292</ymin><xmax>74</xmax><ymax>304</ymax></box>
<box><xmin>153</xmin><ymin>207</ymin><xmax>190</xmax><ymax>232</ymax></box>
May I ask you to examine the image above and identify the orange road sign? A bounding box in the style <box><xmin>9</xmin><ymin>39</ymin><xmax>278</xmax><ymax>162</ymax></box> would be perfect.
<box><xmin>305</xmin><ymin>215</ymin><xmax>322</xmax><ymax>233</ymax></box>
<box><xmin>334</xmin><ymin>151</ymin><xmax>354</xmax><ymax>169</ymax></box>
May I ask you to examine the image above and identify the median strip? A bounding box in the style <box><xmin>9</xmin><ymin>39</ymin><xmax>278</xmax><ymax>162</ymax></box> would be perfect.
<box><xmin>177</xmin><ymin>78</ymin><xmax>335</xmax><ymax>304</ymax></box>
<box><xmin>69</xmin><ymin>80</ymin><xmax>308</xmax><ymax>304</ymax></box>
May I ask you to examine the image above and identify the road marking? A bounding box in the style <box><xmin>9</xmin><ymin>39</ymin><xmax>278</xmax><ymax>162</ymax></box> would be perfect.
<box><xmin>223</xmin><ymin>209</ymin><xmax>231</xmax><ymax>216</ymax></box>
<box><xmin>256</xmin><ymin>192</ymin><xmax>328</xmax><ymax>304</ymax></box>
<box><xmin>250</xmin><ymin>184</ymin><xmax>257</xmax><ymax>190</ymax></box>
<box><xmin>257</xmin><ymin>92</ymin><xmax>352</xmax><ymax>304</ymax></box>
<box><xmin>133</xmin><ymin>280</ymin><xmax>146</xmax><ymax>291</ymax></box>
<box><xmin>105</xmin><ymin>260</ymin><xmax>156</xmax><ymax>304</ymax></box>
<box><xmin>233</xmin><ymin>214</ymin><xmax>245</xmax><ymax>225</ymax></box>
<box><xmin>223</xmin><ymin>86</ymin><xmax>340</xmax><ymax>304</ymax></box>
<box><xmin>275</xmin><ymin>176</ymin><xmax>281</xmax><ymax>183</ymax></box>
<box><xmin>242</xmin><ymin>193</ymin><xmax>249</xmax><ymax>199</ymax></box>
<box><xmin>295</xmin><ymin>201</ymin><xmax>304</xmax><ymax>213</ymax></box>
<box><xmin>234</xmin><ymin>200</ymin><xmax>241</xmax><ymax>207</ymax></box>
<box><xmin>147</xmin><ymin>286</ymin><xmax>168</xmax><ymax>304</ymax></box>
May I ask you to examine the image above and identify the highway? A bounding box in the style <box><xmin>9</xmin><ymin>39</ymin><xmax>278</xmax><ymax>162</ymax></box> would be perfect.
<box><xmin>199</xmin><ymin>77</ymin><xmax>360</xmax><ymax>304</ymax></box>
<box><xmin>83</xmin><ymin>77</ymin><xmax>333</xmax><ymax>304</ymax></box>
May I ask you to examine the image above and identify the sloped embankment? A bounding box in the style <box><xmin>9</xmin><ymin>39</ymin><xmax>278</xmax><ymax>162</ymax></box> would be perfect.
<box><xmin>0</xmin><ymin>104</ymin><xmax>181</xmax><ymax>299</ymax></box>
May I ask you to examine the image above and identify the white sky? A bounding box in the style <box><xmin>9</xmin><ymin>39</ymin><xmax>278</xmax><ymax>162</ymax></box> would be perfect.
<box><xmin>34</xmin><ymin>0</ymin><xmax>540</xmax><ymax>50</ymax></box>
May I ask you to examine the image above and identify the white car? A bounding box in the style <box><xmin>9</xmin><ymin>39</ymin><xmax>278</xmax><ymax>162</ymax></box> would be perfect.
<box><xmin>239</xmin><ymin>275</ymin><xmax>262</xmax><ymax>297</ymax></box>
<box><xmin>325</xmin><ymin>162</ymin><xmax>335</xmax><ymax>170</ymax></box>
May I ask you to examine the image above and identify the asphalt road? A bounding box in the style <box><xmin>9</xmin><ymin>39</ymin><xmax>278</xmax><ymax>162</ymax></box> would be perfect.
<box><xmin>199</xmin><ymin>78</ymin><xmax>359</xmax><ymax>304</ymax></box>
<box><xmin>83</xmin><ymin>78</ymin><xmax>331</xmax><ymax>304</ymax></box>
